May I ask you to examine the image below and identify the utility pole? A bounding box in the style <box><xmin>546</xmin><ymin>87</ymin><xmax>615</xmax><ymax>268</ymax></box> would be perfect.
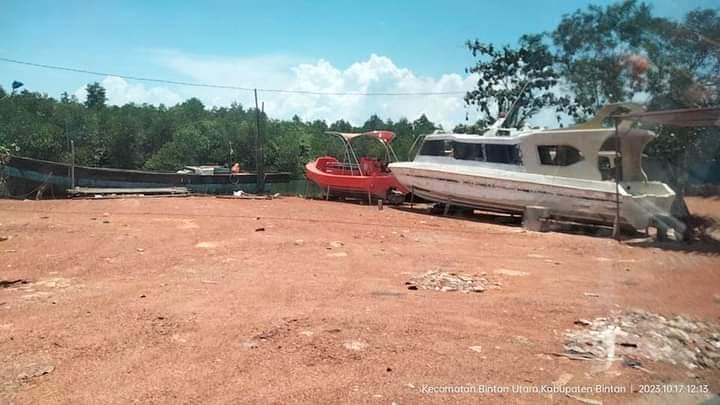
<box><xmin>70</xmin><ymin>140</ymin><xmax>76</xmax><ymax>190</ymax></box>
<box><xmin>612</xmin><ymin>119</ymin><xmax>622</xmax><ymax>241</ymax></box>
<box><xmin>254</xmin><ymin>89</ymin><xmax>265</xmax><ymax>194</ymax></box>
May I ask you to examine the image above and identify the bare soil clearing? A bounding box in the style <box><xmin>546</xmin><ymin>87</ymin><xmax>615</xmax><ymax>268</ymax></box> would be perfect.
<box><xmin>1</xmin><ymin>196</ymin><xmax>719</xmax><ymax>404</ymax></box>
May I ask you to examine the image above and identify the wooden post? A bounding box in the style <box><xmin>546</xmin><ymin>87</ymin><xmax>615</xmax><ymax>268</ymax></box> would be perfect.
<box><xmin>410</xmin><ymin>185</ymin><xmax>415</xmax><ymax>208</ymax></box>
<box><xmin>70</xmin><ymin>140</ymin><xmax>76</xmax><ymax>190</ymax></box>
<box><xmin>443</xmin><ymin>200</ymin><xmax>451</xmax><ymax>216</ymax></box>
<box><xmin>523</xmin><ymin>206</ymin><xmax>550</xmax><ymax>232</ymax></box>
<box><xmin>326</xmin><ymin>185</ymin><xmax>330</xmax><ymax>201</ymax></box>
<box><xmin>254</xmin><ymin>89</ymin><xmax>265</xmax><ymax>194</ymax></box>
<box><xmin>612</xmin><ymin>119</ymin><xmax>622</xmax><ymax>241</ymax></box>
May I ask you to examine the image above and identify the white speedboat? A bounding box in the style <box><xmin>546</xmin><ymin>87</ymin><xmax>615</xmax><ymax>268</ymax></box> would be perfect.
<box><xmin>389</xmin><ymin>105</ymin><xmax>677</xmax><ymax>231</ymax></box>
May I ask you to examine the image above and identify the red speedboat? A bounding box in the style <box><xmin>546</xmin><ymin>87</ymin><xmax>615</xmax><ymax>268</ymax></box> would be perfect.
<box><xmin>305</xmin><ymin>130</ymin><xmax>408</xmax><ymax>203</ymax></box>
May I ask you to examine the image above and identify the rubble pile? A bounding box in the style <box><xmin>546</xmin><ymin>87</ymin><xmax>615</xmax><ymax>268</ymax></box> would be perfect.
<box><xmin>565</xmin><ymin>310</ymin><xmax>720</xmax><ymax>369</ymax></box>
<box><xmin>405</xmin><ymin>270</ymin><xmax>489</xmax><ymax>293</ymax></box>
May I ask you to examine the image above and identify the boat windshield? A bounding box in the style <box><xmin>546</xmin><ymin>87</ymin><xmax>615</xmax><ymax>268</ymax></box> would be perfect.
<box><xmin>419</xmin><ymin>139</ymin><xmax>522</xmax><ymax>165</ymax></box>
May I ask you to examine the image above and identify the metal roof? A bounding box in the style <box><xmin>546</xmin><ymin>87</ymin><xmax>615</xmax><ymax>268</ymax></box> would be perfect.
<box><xmin>614</xmin><ymin>107</ymin><xmax>720</xmax><ymax>128</ymax></box>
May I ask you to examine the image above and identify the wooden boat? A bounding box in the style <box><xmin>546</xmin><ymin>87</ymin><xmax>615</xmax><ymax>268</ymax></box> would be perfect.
<box><xmin>0</xmin><ymin>155</ymin><xmax>290</xmax><ymax>197</ymax></box>
<box><xmin>305</xmin><ymin>131</ymin><xmax>408</xmax><ymax>203</ymax></box>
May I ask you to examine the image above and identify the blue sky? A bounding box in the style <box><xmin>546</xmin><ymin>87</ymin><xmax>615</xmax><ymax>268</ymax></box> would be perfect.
<box><xmin>1</xmin><ymin>0</ymin><xmax>716</xmax><ymax>126</ymax></box>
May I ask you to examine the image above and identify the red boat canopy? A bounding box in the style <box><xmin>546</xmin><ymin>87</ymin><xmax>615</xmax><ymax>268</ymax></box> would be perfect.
<box><xmin>326</xmin><ymin>130</ymin><xmax>396</xmax><ymax>143</ymax></box>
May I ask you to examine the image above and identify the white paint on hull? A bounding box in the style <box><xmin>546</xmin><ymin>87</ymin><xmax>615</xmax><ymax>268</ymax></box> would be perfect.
<box><xmin>390</xmin><ymin>162</ymin><xmax>675</xmax><ymax>230</ymax></box>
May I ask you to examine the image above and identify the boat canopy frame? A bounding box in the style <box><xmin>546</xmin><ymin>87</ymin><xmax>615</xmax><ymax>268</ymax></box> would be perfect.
<box><xmin>323</xmin><ymin>130</ymin><xmax>400</xmax><ymax>176</ymax></box>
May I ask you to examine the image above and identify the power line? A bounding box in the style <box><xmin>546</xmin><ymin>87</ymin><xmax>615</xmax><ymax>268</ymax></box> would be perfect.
<box><xmin>0</xmin><ymin>57</ymin><xmax>468</xmax><ymax>97</ymax></box>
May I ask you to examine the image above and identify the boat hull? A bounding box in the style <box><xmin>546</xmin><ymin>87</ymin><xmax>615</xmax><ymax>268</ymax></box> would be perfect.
<box><xmin>305</xmin><ymin>159</ymin><xmax>408</xmax><ymax>201</ymax></box>
<box><xmin>390</xmin><ymin>162</ymin><xmax>676</xmax><ymax>230</ymax></box>
<box><xmin>1</xmin><ymin>156</ymin><xmax>290</xmax><ymax>197</ymax></box>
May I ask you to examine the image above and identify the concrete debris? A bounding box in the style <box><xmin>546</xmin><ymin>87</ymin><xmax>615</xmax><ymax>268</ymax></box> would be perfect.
<box><xmin>327</xmin><ymin>252</ymin><xmax>347</xmax><ymax>257</ymax></box>
<box><xmin>553</xmin><ymin>373</ymin><xmax>573</xmax><ymax>386</ymax></box>
<box><xmin>35</xmin><ymin>278</ymin><xmax>72</xmax><ymax>289</ymax></box>
<box><xmin>564</xmin><ymin>310</ymin><xmax>720</xmax><ymax>369</ymax></box>
<box><xmin>513</xmin><ymin>335</ymin><xmax>531</xmax><ymax>345</ymax></box>
<box><xmin>494</xmin><ymin>269</ymin><xmax>528</xmax><ymax>277</ymax></box>
<box><xmin>343</xmin><ymin>340</ymin><xmax>368</xmax><ymax>351</ymax></box>
<box><xmin>329</xmin><ymin>241</ymin><xmax>344</xmax><ymax>248</ymax></box>
<box><xmin>565</xmin><ymin>393</ymin><xmax>602</xmax><ymax>405</ymax></box>
<box><xmin>195</xmin><ymin>242</ymin><xmax>217</xmax><ymax>249</ymax></box>
<box><xmin>405</xmin><ymin>270</ymin><xmax>490</xmax><ymax>293</ymax></box>
<box><xmin>17</xmin><ymin>364</ymin><xmax>54</xmax><ymax>380</ymax></box>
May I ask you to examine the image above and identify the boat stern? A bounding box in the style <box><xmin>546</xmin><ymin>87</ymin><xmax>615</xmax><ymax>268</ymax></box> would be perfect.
<box><xmin>620</xmin><ymin>181</ymin><xmax>679</xmax><ymax>230</ymax></box>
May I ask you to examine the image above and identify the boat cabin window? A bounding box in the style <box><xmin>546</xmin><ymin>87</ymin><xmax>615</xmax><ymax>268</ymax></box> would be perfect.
<box><xmin>537</xmin><ymin>145</ymin><xmax>584</xmax><ymax>166</ymax></box>
<box><xmin>452</xmin><ymin>142</ymin><xmax>484</xmax><ymax>161</ymax></box>
<box><xmin>485</xmin><ymin>144</ymin><xmax>522</xmax><ymax>165</ymax></box>
<box><xmin>418</xmin><ymin>140</ymin><xmax>446</xmax><ymax>156</ymax></box>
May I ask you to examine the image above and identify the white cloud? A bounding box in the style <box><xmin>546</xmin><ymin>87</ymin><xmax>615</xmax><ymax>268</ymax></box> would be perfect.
<box><xmin>72</xmin><ymin>52</ymin><xmax>577</xmax><ymax>130</ymax></box>
<box><xmin>77</xmin><ymin>51</ymin><xmax>482</xmax><ymax>129</ymax></box>
<box><xmin>267</xmin><ymin>55</ymin><xmax>478</xmax><ymax>128</ymax></box>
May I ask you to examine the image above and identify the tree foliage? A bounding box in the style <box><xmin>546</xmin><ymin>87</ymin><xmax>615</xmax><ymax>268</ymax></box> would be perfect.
<box><xmin>462</xmin><ymin>0</ymin><xmax>719</xmax><ymax>189</ymax></box>
<box><xmin>0</xmin><ymin>84</ymin><xmax>437</xmax><ymax>178</ymax></box>
<box><xmin>465</xmin><ymin>34</ymin><xmax>561</xmax><ymax>127</ymax></box>
<box><xmin>551</xmin><ymin>0</ymin><xmax>720</xmax><ymax>187</ymax></box>
<box><xmin>465</xmin><ymin>0</ymin><xmax>718</xmax><ymax>123</ymax></box>
<box><xmin>552</xmin><ymin>0</ymin><xmax>657</xmax><ymax>118</ymax></box>
<box><xmin>84</xmin><ymin>82</ymin><xmax>107</xmax><ymax>110</ymax></box>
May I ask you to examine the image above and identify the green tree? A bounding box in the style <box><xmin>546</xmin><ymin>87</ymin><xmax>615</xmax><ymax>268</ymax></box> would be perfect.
<box><xmin>412</xmin><ymin>114</ymin><xmax>436</xmax><ymax>135</ymax></box>
<box><xmin>390</xmin><ymin>118</ymin><xmax>415</xmax><ymax>160</ymax></box>
<box><xmin>465</xmin><ymin>34</ymin><xmax>561</xmax><ymax>126</ymax></box>
<box><xmin>553</xmin><ymin>0</ymin><xmax>720</xmax><ymax>191</ymax></box>
<box><xmin>552</xmin><ymin>1</ymin><xmax>657</xmax><ymax>119</ymax></box>
<box><xmin>329</xmin><ymin>119</ymin><xmax>352</xmax><ymax>132</ymax></box>
<box><xmin>361</xmin><ymin>114</ymin><xmax>386</xmax><ymax>131</ymax></box>
<box><xmin>84</xmin><ymin>82</ymin><xmax>107</xmax><ymax>109</ymax></box>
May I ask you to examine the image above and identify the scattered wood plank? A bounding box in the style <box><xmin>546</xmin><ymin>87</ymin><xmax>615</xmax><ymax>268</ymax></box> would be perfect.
<box><xmin>216</xmin><ymin>193</ymin><xmax>280</xmax><ymax>200</ymax></box>
<box><xmin>566</xmin><ymin>393</ymin><xmax>603</xmax><ymax>405</ymax></box>
<box><xmin>546</xmin><ymin>352</ymin><xmax>597</xmax><ymax>361</ymax></box>
<box><xmin>68</xmin><ymin>187</ymin><xmax>189</xmax><ymax>196</ymax></box>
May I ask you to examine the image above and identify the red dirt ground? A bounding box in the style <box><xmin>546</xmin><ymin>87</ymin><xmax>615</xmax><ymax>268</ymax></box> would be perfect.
<box><xmin>0</xmin><ymin>196</ymin><xmax>719</xmax><ymax>404</ymax></box>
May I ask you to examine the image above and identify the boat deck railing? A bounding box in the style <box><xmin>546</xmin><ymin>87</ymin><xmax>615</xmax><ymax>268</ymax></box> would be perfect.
<box><xmin>324</xmin><ymin>161</ymin><xmax>362</xmax><ymax>175</ymax></box>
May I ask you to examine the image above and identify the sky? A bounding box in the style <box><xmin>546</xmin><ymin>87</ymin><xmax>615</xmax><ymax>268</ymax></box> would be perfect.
<box><xmin>1</xmin><ymin>0</ymin><xmax>716</xmax><ymax>128</ymax></box>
